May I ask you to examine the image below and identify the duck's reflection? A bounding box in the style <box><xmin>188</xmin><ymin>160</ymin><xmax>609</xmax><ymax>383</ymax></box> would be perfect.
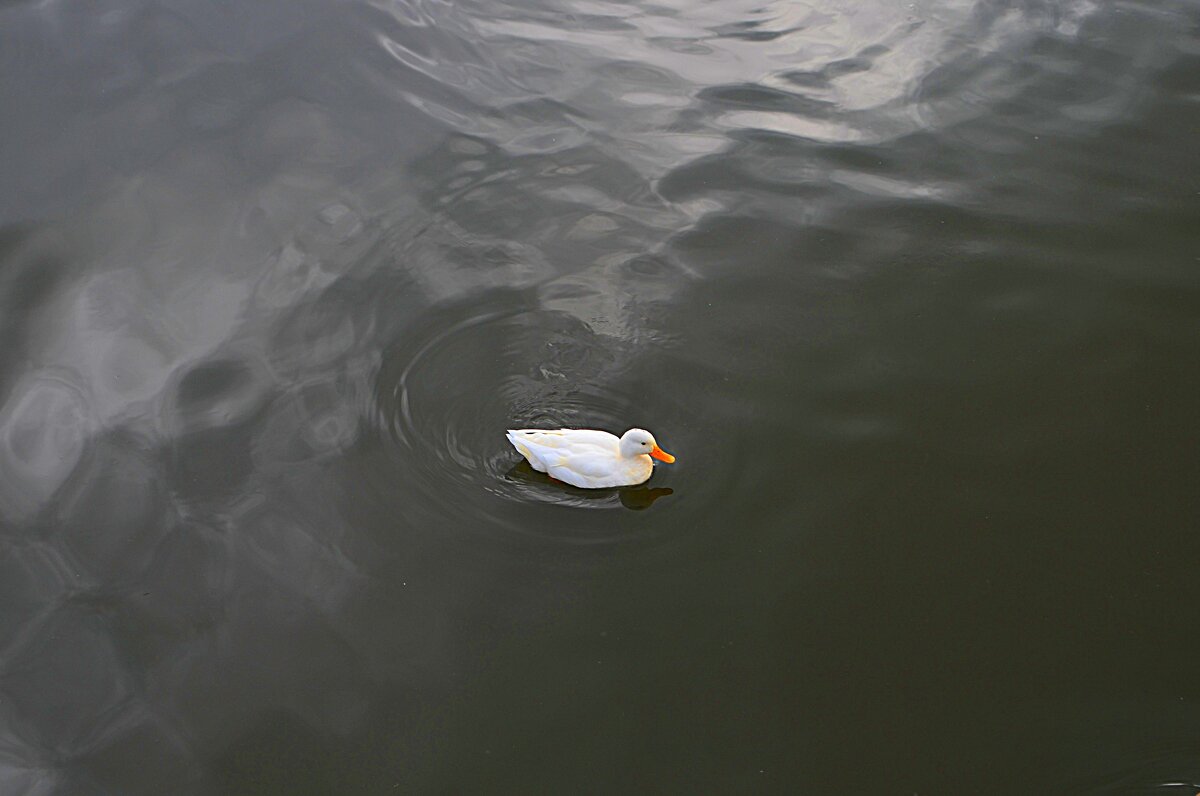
<box><xmin>505</xmin><ymin>461</ymin><xmax>673</xmax><ymax>510</ymax></box>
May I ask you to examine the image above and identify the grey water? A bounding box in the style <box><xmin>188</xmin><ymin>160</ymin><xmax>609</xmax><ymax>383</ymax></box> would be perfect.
<box><xmin>2</xmin><ymin>0</ymin><xmax>1200</xmax><ymax>792</ymax></box>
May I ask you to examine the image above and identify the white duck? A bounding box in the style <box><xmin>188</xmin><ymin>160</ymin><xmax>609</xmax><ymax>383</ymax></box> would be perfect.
<box><xmin>505</xmin><ymin>427</ymin><xmax>676</xmax><ymax>489</ymax></box>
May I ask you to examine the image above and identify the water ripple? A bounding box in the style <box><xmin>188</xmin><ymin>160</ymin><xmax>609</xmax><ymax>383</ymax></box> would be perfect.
<box><xmin>370</xmin><ymin>289</ymin><xmax>678</xmax><ymax>534</ymax></box>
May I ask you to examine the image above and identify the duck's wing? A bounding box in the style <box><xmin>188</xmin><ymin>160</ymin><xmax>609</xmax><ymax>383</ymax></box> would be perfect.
<box><xmin>556</xmin><ymin>450</ymin><xmax>622</xmax><ymax>479</ymax></box>
<box><xmin>506</xmin><ymin>429</ymin><xmax>622</xmax><ymax>484</ymax></box>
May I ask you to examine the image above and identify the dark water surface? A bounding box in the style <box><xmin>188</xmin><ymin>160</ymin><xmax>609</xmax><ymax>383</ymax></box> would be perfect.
<box><xmin>2</xmin><ymin>0</ymin><xmax>1200</xmax><ymax>792</ymax></box>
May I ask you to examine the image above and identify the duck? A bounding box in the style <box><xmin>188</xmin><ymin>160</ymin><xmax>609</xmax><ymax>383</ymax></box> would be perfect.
<box><xmin>505</xmin><ymin>427</ymin><xmax>675</xmax><ymax>489</ymax></box>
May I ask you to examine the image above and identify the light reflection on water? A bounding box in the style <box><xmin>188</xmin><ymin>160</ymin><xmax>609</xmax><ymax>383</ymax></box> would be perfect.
<box><xmin>1</xmin><ymin>0</ymin><xmax>1198</xmax><ymax>791</ymax></box>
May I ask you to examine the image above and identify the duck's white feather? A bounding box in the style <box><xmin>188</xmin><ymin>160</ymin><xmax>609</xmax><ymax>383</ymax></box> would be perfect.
<box><xmin>505</xmin><ymin>428</ymin><xmax>656</xmax><ymax>489</ymax></box>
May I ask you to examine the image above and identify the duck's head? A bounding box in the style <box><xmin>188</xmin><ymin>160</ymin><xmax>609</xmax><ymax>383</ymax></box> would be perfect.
<box><xmin>620</xmin><ymin>428</ymin><xmax>675</xmax><ymax>463</ymax></box>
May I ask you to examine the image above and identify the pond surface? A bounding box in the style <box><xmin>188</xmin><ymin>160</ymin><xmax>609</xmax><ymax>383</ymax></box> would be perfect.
<box><xmin>2</xmin><ymin>0</ymin><xmax>1200</xmax><ymax>792</ymax></box>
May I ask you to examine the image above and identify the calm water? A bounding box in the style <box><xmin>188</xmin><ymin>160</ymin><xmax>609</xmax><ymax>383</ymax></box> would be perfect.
<box><xmin>2</xmin><ymin>0</ymin><xmax>1200</xmax><ymax>792</ymax></box>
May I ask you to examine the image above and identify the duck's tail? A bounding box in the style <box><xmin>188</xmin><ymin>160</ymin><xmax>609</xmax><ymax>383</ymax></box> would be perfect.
<box><xmin>505</xmin><ymin>430</ymin><xmax>544</xmax><ymax>472</ymax></box>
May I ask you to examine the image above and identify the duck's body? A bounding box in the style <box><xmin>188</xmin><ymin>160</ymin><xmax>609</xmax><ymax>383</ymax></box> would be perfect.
<box><xmin>505</xmin><ymin>427</ymin><xmax>675</xmax><ymax>489</ymax></box>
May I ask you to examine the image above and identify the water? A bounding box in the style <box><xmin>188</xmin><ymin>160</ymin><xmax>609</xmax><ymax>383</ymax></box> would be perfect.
<box><xmin>2</xmin><ymin>0</ymin><xmax>1199</xmax><ymax>792</ymax></box>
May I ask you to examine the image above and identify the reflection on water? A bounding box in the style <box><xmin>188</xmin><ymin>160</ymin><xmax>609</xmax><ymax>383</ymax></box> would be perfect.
<box><xmin>1</xmin><ymin>0</ymin><xmax>1199</xmax><ymax>791</ymax></box>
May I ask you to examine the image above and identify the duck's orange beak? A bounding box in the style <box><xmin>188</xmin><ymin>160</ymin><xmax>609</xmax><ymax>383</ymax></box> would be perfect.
<box><xmin>650</xmin><ymin>444</ymin><xmax>675</xmax><ymax>464</ymax></box>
